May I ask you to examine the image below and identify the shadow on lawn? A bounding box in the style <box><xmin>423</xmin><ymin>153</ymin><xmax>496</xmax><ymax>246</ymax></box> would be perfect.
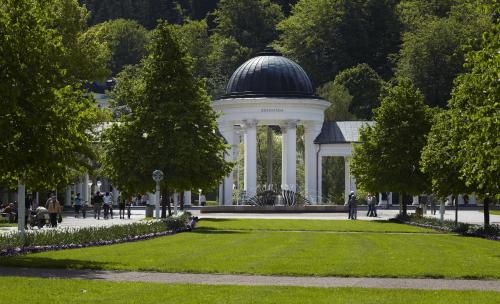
<box><xmin>0</xmin><ymin>256</ymin><xmax>119</xmax><ymax>272</ymax></box>
<box><xmin>192</xmin><ymin>228</ymin><xmax>247</xmax><ymax>234</ymax></box>
<box><xmin>198</xmin><ymin>218</ymin><xmax>234</xmax><ymax>222</ymax></box>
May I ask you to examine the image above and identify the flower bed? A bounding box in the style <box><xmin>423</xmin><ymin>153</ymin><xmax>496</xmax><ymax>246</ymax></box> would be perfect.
<box><xmin>391</xmin><ymin>214</ymin><xmax>500</xmax><ymax>241</ymax></box>
<box><xmin>0</xmin><ymin>213</ymin><xmax>191</xmax><ymax>257</ymax></box>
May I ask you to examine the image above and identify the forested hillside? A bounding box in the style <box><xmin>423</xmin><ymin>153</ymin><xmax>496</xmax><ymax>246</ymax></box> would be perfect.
<box><xmin>77</xmin><ymin>0</ymin><xmax>497</xmax><ymax>203</ymax></box>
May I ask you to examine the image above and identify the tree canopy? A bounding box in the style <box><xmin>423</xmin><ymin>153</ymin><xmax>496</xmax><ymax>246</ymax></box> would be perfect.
<box><xmin>84</xmin><ymin>19</ymin><xmax>149</xmax><ymax>75</ymax></box>
<box><xmin>351</xmin><ymin>78</ymin><xmax>433</xmax><ymax>215</ymax></box>
<box><xmin>102</xmin><ymin>22</ymin><xmax>232</xmax><ymax>198</ymax></box>
<box><xmin>277</xmin><ymin>0</ymin><xmax>401</xmax><ymax>85</ymax></box>
<box><xmin>0</xmin><ymin>0</ymin><xmax>108</xmax><ymax>190</ymax></box>
<box><xmin>333</xmin><ymin>64</ymin><xmax>383</xmax><ymax>120</ymax></box>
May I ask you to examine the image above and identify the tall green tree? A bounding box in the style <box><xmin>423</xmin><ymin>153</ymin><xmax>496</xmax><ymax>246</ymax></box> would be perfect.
<box><xmin>84</xmin><ymin>19</ymin><xmax>149</xmax><ymax>75</ymax></box>
<box><xmin>420</xmin><ymin>109</ymin><xmax>470</xmax><ymax>199</ymax></box>
<box><xmin>277</xmin><ymin>0</ymin><xmax>401</xmax><ymax>85</ymax></box>
<box><xmin>396</xmin><ymin>3</ymin><xmax>493</xmax><ymax>107</ymax></box>
<box><xmin>450</xmin><ymin>20</ymin><xmax>500</xmax><ymax>226</ymax></box>
<box><xmin>318</xmin><ymin>82</ymin><xmax>356</xmax><ymax>122</ymax></box>
<box><xmin>79</xmin><ymin>0</ymin><xmax>185</xmax><ymax>29</ymax></box>
<box><xmin>351</xmin><ymin>78</ymin><xmax>433</xmax><ymax>216</ymax></box>
<box><xmin>172</xmin><ymin>19</ymin><xmax>211</xmax><ymax>81</ymax></box>
<box><xmin>102</xmin><ymin>22</ymin><xmax>232</xmax><ymax>216</ymax></box>
<box><xmin>333</xmin><ymin>64</ymin><xmax>383</xmax><ymax>120</ymax></box>
<box><xmin>213</xmin><ymin>0</ymin><xmax>283</xmax><ymax>51</ymax></box>
<box><xmin>0</xmin><ymin>0</ymin><xmax>108</xmax><ymax>190</ymax></box>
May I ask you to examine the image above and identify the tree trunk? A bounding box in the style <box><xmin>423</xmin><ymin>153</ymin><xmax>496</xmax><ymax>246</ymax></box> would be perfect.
<box><xmin>161</xmin><ymin>192</ymin><xmax>167</xmax><ymax>218</ymax></box>
<box><xmin>484</xmin><ymin>196</ymin><xmax>490</xmax><ymax>228</ymax></box>
<box><xmin>399</xmin><ymin>193</ymin><xmax>407</xmax><ymax>217</ymax></box>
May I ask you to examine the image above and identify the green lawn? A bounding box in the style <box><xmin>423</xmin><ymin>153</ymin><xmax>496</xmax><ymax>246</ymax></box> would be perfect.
<box><xmin>0</xmin><ymin>222</ymin><xmax>16</xmax><ymax>227</ymax></box>
<box><xmin>2</xmin><ymin>220</ymin><xmax>499</xmax><ymax>279</ymax></box>
<box><xmin>197</xmin><ymin>218</ymin><xmax>438</xmax><ymax>233</ymax></box>
<box><xmin>1</xmin><ymin>277</ymin><xmax>499</xmax><ymax>304</ymax></box>
<box><xmin>487</xmin><ymin>210</ymin><xmax>500</xmax><ymax>216</ymax></box>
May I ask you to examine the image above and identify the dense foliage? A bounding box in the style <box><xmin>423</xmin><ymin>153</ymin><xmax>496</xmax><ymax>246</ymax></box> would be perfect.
<box><xmin>0</xmin><ymin>0</ymin><xmax>109</xmax><ymax>190</ymax></box>
<box><xmin>101</xmin><ymin>23</ymin><xmax>232</xmax><ymax>206</ymax></box>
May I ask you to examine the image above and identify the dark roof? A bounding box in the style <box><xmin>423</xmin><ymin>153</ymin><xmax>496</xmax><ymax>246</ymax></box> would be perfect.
<box><xmin>314</xmin><ymin>121</ymin><xmax>374</xmax><ymax>144</ymax></box>
<box><xmin>221</xmin><ymin>48</ymin><xmax>318</xmax><ymax>99</ymax></box>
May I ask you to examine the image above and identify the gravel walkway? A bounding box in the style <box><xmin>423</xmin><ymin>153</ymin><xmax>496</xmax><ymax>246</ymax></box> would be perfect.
<box><xmin>1</xmin><ymin>267</ymin><xmax>499</xmax><ymax>291</ymax></box>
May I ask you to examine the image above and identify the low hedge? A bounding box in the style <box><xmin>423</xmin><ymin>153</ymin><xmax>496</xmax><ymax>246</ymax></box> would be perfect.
<box><xmin>0</xmin><ymin>213</ymin><xmax>191</xmax><ymax>256</ymax></box>
<box><xmin>392</xmin><ymin>213</ymin><xmax>500</xmax><ymax>240</ymax></box>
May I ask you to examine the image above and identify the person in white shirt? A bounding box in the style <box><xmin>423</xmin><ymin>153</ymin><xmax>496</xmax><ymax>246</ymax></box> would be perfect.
<box><xmin>103</xmin><ymin>192</ymin><xmax>112</xmax><ymax>219</ymax></box>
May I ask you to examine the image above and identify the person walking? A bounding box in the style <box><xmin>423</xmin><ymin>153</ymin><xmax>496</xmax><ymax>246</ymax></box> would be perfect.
<box><xmin>367</xmin><ymin>193</ymin><xmax>377</xmax><ymax>217</ymax></box>
<box><xmin>103</xmin><ymin>192</ymin><xmax>111</xmax><ymax>219</ymax></box>
<box><xmin>348</xmin><ymin>191</ymin><xmax>357</xmax><ymax>220</ymax></box>
<box><xmin>118</xmin><ymin>195</ymin><xmax>126</xmax><ymax>219</ymax></box>
<box><xmin>92</xmin><ymin>191</ymin><xmax>103</xmax><ymax>220</ymax></box>
<box><xmin>348</xmin><ymin>191</ymin><xmax>356</xmax><ymax>219</ymax></box>
<box><xmin>45</xmin><ymin>196</ymin><xmax>61</xmax><ymax>228</ymax></box>
<box><xmin>73</xmin><ymin>193</ymin><xmax>82</xmax><ymax>218</ymax></box>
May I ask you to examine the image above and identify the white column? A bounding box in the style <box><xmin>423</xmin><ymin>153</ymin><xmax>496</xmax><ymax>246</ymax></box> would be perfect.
<box><xmin>318</xmin><ymin>155</ymin><xmax>323</xmax><ymax>202</ymax></box>
<box><xmin>243</xmin><ymin>120</ymin><xmax>258</xmax><ymax>196</ymax></box>
<box><xmin>388</xmin><ymin>192</ymin><xmax>393</xmax><ymax>205</ymax></box>
<box><xmin>446</xmin><ymin>195</ymin><xmax>453</xmax><ymax>206</ymax></box>
<box><xmin>220</xmin><ymin>123</ymin><xmax>237</xmax><ymax>206</ymax></box>
<box><xmin>112</xmin><ymin>187</ymin><xmax>119</xmax><ymax>205</ymax></box>
<box><xmin>469</xmin><ymin>194</ymin><xmax>477</xmax><ymax>205</ymax></box>
<box><xmin>344</xmin><ymin>157</ymin><xmax>351</xmax><ymax>205</ymax></box>
<box><xmin>281</xmin><ymin>126</ymin><xmax>288</xmax><ymax>187</ymax></box>
<box><xmin>458</xmin><ymin>194</ymin><xmax>464</xmax><ymax>205</ymax></box>
<box><xmin>83</xmin><ymin>173</ymin><xmax>90</xmax><ymax>206</ymax></box>
<box><xmin>304</xmin><ymin>123</ymin><xmax>322</xmax><ymax>204</ymax></box>
<box><xmin>412</xmin><ymin>195</ymin><xmax>419</xmax><ymax>206</ymax></box>
<box><xmin>65</xmin><ymin>186</ymin><xmax>71</xmax><ymax>206</ymax></box>
<box><xmin>173</xmin><ymin>192</ymin><xmax>178</xmax><ymax>214</ymax></box>
<box><xmin>378</xmin><ymin>192</ymin><xmax>386</xmax><ymax>207</ymax></box>
<box><xmin>281</xmin><ymin>121</ymin><xmax>297</xmax><ymax>191</ymax></box>
<box><xmin>184</xmin><ymin>191</ymin><xmax>191</xmax><ymax>207</ymax></box>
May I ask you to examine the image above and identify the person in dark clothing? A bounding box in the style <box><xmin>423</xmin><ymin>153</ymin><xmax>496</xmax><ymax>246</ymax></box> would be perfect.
<box><xmin>92</xmin><ymin>192</ymin><xmax>103</xmax><ymax>220</ymax></box>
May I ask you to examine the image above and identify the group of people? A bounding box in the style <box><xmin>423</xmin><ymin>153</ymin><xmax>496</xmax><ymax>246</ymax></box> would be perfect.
<box><xmin>347</xmin><ymin>192</ymin><xmax>378</xmax><ymax>220</ymax></box>
<box><xmin>88</xmin><ymin>191</ymin><xmax>131</xmax><ymax>220</ymax></box>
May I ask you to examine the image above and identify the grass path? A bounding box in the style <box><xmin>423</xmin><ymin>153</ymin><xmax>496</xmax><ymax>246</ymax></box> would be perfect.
<box><xmin>2</xmin><ymin>266</ymin><xmax>500</xmax><ymax>291</ymax></box>
<box><xmin>1</xmin><ymin>276</ymin><xmax>500</xmax><ymax>304</ymax></box>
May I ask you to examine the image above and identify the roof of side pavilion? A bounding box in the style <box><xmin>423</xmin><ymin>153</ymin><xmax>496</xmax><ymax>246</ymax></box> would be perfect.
<box><xmin>314</xmin><ymin>121</ymin><xmax>374</xmax><ymax>144</ymax></box>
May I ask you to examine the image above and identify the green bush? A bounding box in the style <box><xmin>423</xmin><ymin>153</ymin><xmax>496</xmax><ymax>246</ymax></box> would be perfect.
<box><xmin>393</xmin><ymin>213</ymin><xmax>500</xmax><ymax>239</ymax></box>
<box><xmin>0</xmin><ymin>213</ymin><xmax>191</xmax><ymax>253</ymax></box>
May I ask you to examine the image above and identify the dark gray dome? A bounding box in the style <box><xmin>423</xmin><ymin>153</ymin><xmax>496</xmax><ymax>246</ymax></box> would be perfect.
<box><xmin>221</xmin><ymin>48</ymin><xmax>317</xmax><ymax>99</ymax></box>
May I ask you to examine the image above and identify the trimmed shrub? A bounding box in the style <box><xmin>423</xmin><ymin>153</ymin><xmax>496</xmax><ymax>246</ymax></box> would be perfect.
<box><xmin>0</xmin><ymin>213</ymin><xmax>191</xmax><ymax>255</ymax></box>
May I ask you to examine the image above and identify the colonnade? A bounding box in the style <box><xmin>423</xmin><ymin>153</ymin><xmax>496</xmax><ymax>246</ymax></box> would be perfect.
<box><xmin>219</xmin><ymin>120</ymin><xmax>323</xmax><ymax>205</ymax></box>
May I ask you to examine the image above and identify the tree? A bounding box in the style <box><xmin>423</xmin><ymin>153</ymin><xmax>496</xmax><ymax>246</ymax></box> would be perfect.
<box><xmin>277</xmin><ymin>0</ymin><xmax>401</xmax><ymax>85</ymax></box>
<box><xmin>102</xmin><ymin>22</ymin><xmax>232</xmax><ymax>216</ymax></box>
<box><xmin>396</xmin><ymin>3</ymin><xmax>493</xmax><ymax>107</ymax></box>
<box><xmin>318</xmin><ymin>82</ymin><xmax>356</xmax><ymax>122</ymax></box>
<box><xmin>450</xmin><ymin>20</ymin><xmax>500</xmax><ymax>226</ymax></box>
<box><xmin>351</xmin><ymin>78</ymin><xmax>433</xmax><ymax>216</ymax></box>
<box><xmin>172</xmin><ymin>19</ymin><xmax>211</xmax><ymax>80</ymax></box>
<box><xmin>206</xmin><ymin>34</ymin><xmax>251</xmax><ymax>97</ymax></box>
<box><xmin>84</xmin><ymin>19</ymin><xmax>149</xmax><ymax>75</ymax></box>
<box><xmin>0</xmin><ymin>0</ymin><xmax>108</xmax><ymax>190</ymax></box>
<box><xmin>333</xmin><ymin>64</ymin><xmax>383</xmax><ymax>120</ymax></box>
<box><xmin>79</xmin><ymin>0</ymin><xmax>184</xmax><ymax>29</ymax></box>
<box><xmin>213</xmin><ymin>0</ymin><xmax>283</xmax><ymax>51</ymax></box>
<box><xmin>420</xmin><ymin>109</ymin><xmax>470</xmax><ymax>199</ymax></box>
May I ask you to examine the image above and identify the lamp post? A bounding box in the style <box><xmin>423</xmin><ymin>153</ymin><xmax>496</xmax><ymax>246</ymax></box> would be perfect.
<box><xmin>198</xmin><ymin>189</ymin><xmax>202</xmax><ymax>206</ymax></box>
<box><xmin>87</xmin><ymin>181</ymin><xmax>93</xmax><ymax>206</ymax></box>
<box><xmin>152</xmin><ymin>170</ymin><xmax>164</xmax><ymax>220</ymax></box>
<box><xmin>96</xmin><ymin>180</ymin><xmax>102</xmax><ymax>192</ymax></box>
